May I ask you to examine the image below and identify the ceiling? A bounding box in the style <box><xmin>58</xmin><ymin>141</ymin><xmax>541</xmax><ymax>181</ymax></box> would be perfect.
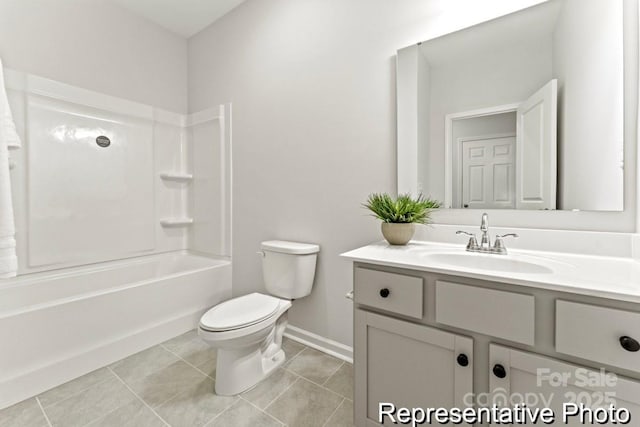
<box><xmin>111</xmin><ymin>0</ymin><xmax>247</xmax><ymax>38</ymax></box>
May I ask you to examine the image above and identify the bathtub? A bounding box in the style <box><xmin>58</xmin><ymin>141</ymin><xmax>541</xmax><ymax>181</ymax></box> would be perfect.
<box><xmin>0</xmin><ymin>251</ymin><xmax>231</xmax><ymax>409</ymax></box>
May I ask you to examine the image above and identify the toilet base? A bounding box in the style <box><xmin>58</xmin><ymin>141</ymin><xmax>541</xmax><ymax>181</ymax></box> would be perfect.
<box><xmin>210</xmin><ymin>312</ymin><xmax>290</xmax><ymax>396</ymax></box>
<box><xmin>215</xmin><ymin>347</ymin><xmax>285</xmax><ymax>395</ymax></box>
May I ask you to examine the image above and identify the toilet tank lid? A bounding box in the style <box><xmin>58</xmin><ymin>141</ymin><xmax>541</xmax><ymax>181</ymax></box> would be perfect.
<box><xmin>261</xmin><ymin>240</ymin><xmax>320</xmax><ymax>255</ymax></box>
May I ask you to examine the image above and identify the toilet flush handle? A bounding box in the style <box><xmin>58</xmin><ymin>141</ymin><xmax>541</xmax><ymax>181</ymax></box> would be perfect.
<box><xmin>256</xmin><ymin>250</ymin><xmax>266</xmax><ymax>257</ymax></box>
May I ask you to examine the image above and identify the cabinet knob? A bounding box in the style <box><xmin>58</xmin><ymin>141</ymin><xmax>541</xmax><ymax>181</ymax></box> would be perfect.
<box><xmin>457</xmin><ymin>354</ymin><xmax>469</xmax><ymax>367</ymax></box>
<box><xmin>379</xmin><ymin>288</ymin><xmax>390</xmax><ymax>298</ymax></box>
<box><xmin>620</xmin><ymin>336</ymin><xmax>640</xmax><ymax>352</ymax></box>
<box><xmin>493</xmin><ymin>364</ymin><xmax>507</xmax><ymax>379</ymax></box>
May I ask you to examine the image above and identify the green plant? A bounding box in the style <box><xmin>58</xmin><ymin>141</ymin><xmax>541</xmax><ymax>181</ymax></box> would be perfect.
<box><xmin>364</xmin><ymin>193</ymin><xmax>440</xmax><ymax>224</ymax></box>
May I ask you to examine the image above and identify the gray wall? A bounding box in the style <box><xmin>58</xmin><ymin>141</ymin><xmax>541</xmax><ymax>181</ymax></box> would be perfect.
<box><xmin>0</xmin><ymin>0</ymin><xmax>188</xmax><ymax>113</ymax></box>
<box><xmin>188</xmin><ymin>0</ymin><xmax>545</xmax><ymax>347</ymax></box>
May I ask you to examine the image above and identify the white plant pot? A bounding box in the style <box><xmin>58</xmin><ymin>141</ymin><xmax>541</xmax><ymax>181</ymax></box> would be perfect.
<box><xmin>381</xmin><ymin>223</ymin><xmax>415</xmax><ymax>245</ymax></box>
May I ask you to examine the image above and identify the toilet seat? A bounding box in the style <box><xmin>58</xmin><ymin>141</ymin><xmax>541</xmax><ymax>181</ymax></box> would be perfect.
<box><xmin>200</xmin><ymin>293</ymin><xmax>283</xmax><ymax>332</ymax></box>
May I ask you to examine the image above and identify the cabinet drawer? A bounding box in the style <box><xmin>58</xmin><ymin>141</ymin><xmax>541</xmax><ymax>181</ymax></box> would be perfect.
<box><xmin>436</xmin><ymin>281</ymin><xmax>535</xmax><ymax>345</ymax></box>
<box><xmin>556</xmin><ymin>301</ymin><xmax>640</xmax><ymax>373</ymax></box>
<box><xmin>354</xmin><ymin>268</ymin><xmax>423</xmax><ymax>319</ymax></box>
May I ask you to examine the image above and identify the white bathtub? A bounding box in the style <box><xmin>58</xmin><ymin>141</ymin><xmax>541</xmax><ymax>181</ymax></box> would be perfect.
<box><xmin>0</xmin><ymin>251</ymin><xmax>231</xmax><ymax>409</ymax></box>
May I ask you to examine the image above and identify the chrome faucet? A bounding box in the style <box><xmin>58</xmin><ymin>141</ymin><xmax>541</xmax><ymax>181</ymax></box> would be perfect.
<box><xmin>456</xmin><ymin>213</ymin><xmax>518</xmax><ymax>255</ymax></box>
<box><xmin>480</xmin><ymin>213</ymin><xmax>490</xmax><ymax>249</ymax></box>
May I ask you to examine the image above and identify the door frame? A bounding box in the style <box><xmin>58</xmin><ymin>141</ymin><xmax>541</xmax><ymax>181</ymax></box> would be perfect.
<box><xmin>444</xmin><ymin>103</ymin><xmax>520</xmax><ymax>208</ymax></box>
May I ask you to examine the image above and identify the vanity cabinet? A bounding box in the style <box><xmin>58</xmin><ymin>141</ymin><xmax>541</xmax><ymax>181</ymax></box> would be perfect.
<box><xmin>355</xmin><ymin>309</ymin><xmax>473</xmax><ymax>426</ymax></box>
<box><xmin>489</xmin><ymin>345</ymin><xmax>640</xmax><ymax>424</ymax></box>
<box><xmin>555</xmin><ymin>300</ymin><xmax>640</xmax><ymax>372</ymax></box>
<box><xmin>351</xmin><ymin>264</ymin><xmax>640</xmax><ymax>427</ymax></box>
<box><xmin>435</xmin><ymin>280</ymin><xmax>535</xmax><ymax>345</ymax></box>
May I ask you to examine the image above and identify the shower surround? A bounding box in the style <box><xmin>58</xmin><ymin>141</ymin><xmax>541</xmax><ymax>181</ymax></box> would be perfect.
<box><xmin>0</xmin><ymin>69</ymin><xmax>232</xmax><ymax>409</ymax></box>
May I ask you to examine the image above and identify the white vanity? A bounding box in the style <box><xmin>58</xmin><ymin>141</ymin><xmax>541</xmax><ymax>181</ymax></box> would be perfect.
<box><xmin>342</xmin><ymin>240</ymin><xmax>640</xmax><ymax>425</ymax></box>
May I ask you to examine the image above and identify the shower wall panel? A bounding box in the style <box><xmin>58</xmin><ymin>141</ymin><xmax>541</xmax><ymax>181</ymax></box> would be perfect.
<box><xmin>27</xmin><ymin>95</ymin><xmax>155</xmax><ymax>267</ymax></box>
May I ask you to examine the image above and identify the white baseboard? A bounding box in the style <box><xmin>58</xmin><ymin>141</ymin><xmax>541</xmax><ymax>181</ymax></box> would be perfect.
<box><xmin>0</xmin><ymin>310</ymin><xmax>203</xmax><ymax>410</ymax></box>
<box><xmin>284</xmin><ymin>325</ymin><xmax>353</xmax><ymax>363</ymax></box>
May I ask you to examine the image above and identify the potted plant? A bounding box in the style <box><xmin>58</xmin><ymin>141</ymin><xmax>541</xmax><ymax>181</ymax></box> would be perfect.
<box><xmin>364</xmin><ymin>193</ymin><xmax>440</xmax><ymax>245</ymax></box>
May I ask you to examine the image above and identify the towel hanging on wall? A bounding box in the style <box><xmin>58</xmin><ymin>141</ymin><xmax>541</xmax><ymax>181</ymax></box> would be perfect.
<box><xmin>0</xmin><ymin>57</ymin><xmax>21</xmax><ymax>278</ymax></box>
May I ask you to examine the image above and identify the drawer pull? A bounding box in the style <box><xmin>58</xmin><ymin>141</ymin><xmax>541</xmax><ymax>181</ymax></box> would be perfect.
<box><xmin>457</xmin><ymin>354</ymin><xmax>469</xmax><ymax>367</ymax></box>
<box><xmin>493</xmin><ymin>364</ymin><xmax>507</xmax><ymax>379</ymax></box>
<box><xmin>620</xmin><ymin>336</ymin><xmax>640</xmax><ymax>352</ymax></box>
<box><xmin>379</xmin><ymin>288</ymin><xmax>390</xmax><ymax>298</ymax></box>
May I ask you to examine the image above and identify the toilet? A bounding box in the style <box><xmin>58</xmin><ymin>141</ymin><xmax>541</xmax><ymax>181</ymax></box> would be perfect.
<box><xmin>198</xmin><ymin>240</ymin><xmax>320</xmax><ymax>395</ymax></box>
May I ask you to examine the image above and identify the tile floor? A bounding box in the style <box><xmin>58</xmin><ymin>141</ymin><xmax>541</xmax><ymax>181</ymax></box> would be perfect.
<box><xmin>0</xmin><ymin>332</ymin><xmax>354</xmax><ymax>427</ymax></box>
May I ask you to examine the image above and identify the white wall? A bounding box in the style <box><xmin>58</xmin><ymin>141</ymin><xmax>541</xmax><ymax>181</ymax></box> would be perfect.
<box><xmin>553</xmin><ymin>0</ymin><xmax>624</xmax><ymax>211</ymax></box>
<box><xmin>188</xmin><ymin>0</ymin><xmax>549</xmax><ymax>347</ymax></box>
<box><xmin>0</xmin><ymin>0</ymin><xmax>188</xmax><ymax>113</ymax></box>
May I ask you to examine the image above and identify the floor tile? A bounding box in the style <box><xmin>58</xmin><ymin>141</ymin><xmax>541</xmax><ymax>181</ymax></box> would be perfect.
<box><xmin>111</xmin><ymin>345</ymin><xmax>180</xmax><ymax>384</ymax></box>
<box><xmin>266</xmin><ymin>378</ymin><xmax>343</xmax><ymax>427</ymax></box>
<box><xmin>282</xmin><ymin>337</ymin><xmax>306</xmax><ymax>360</ymax></box>
<box><xmin>43</xmin><ymin>376</ymin><xmax>136</xmax><ymax>427</ymax></box>
<box><xmin>286</xmin><ymin>348</ymin><xmax>343</xmax><ymax>384</ymax></box>
<box><xmin>161</xmin><ymin>330</ymin><xmax>198</xmax><ymax>348</ymax></box>
<box><xmin>126</xmin><ymin>360</ymin><xmax>208</xmax><ymax>408</ymax></box>
<box><xmin>155</xmin><ymin>378</ymin><xmax>236</xmax><ymax>427</ymax></box>
<box><xmin>86</xmin><ymin>400</ymin><xmax>165</xmax><ymax>427</ymax></box>
<box><xmin>209</xmin><ymin>399</ymin><xmax>281</xmax><ymax>427</ymax></box>
<box><xmin>0</xmin><ymin>398</ymin><xmax>48</xmax><ymax>427</ymax></box>
<box><xmin>38</xmin><ymin>368</ymin><xmax>113</xmax><ymax>408</ymax></box>
<box><xmin>325</xmin><ymin>399</ymin><xmax>354</xmax><ymax>427</ymax></box>
<box><xmin>2</xmin><ymin>331</ymin><xmax>353</xmax><ymax>427</ymax></box>
<box><xmin>241</xmin><ymin>368</ymin><xmax>298</xmax><ymax>409</ymax></box>
<box><xmin>323</xmin><ymin>363</ymin><xmax>353</xmax><ymax>400</ymax></box>
<box><xmin>194</xmin><ymin>356</ymin><xmax>217</xmax><ymax>379</ymax></box>
<box><xmin>162</xmin><ymin>331</ymin><xmax>217</xmax><ymax>368</ymax></box>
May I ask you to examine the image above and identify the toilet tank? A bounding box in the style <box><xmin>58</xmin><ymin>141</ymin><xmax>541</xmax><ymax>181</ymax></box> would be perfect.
<box><xmin>261</xmin><ymin>240</ymin><xmax>320</xmax><ymax>299</ymax></box>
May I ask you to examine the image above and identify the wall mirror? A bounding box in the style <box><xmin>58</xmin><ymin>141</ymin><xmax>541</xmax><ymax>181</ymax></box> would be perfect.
<box><xmin>397</xmin><ymin>0</ymin><xmax>627</xmax><ymax>211</ymax></box>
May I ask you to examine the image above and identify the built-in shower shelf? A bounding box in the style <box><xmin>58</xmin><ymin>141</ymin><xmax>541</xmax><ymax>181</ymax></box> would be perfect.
<box><xmin>160</xmin><ymin>172</ymin><xmax>193</xmax><ymax>182</ymax></box>
<box><xmin>160</xmin><ymin>218</ymin><xmax>194</xmax><ymax>227</ymax></box>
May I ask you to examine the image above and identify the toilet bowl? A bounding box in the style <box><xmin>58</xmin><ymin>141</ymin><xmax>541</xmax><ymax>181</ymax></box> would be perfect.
<box><xmin>198</xmin><ymin>240</ymin><xmax>319</xmax><ymax>395</ymax></box>
<box><xmin>199</xmin><ymin>292</ymin><xmax>292</xmax><ymax>395</ymax></box>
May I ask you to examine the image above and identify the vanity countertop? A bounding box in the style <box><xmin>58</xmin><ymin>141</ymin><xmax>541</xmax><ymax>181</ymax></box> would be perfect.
<box><xmin>341</xmin><ymin>241</ymin><xmax>640</xmax><ymax>304</ymax></box>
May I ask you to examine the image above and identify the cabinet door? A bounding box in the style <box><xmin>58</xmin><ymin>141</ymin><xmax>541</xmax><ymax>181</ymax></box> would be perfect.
<box><xmin>489</xmin><ymin>344</ymin><xmax>640</xmax><ymax>426</ymax></box>
<box><xmin>355</xmin><ymin>309</ymin><xmax>473</xmax><ymax>426</ymax></box>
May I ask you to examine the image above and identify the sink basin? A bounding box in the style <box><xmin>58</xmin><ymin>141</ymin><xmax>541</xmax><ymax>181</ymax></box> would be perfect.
<box><xmin>422</xmin><ymin>252</ymin><xmax>554</xmax><ymax>274</ymax></box>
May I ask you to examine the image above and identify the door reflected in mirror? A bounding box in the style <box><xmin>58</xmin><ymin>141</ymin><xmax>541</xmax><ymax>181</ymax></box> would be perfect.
<box><xmin>397</xmin><ymin>0</ymin><xmax>627</xmax><ymax>211</ymax></box>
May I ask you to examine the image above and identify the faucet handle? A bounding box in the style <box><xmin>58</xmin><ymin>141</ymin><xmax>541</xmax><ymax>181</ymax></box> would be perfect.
<box><xmin>456</xmin><ymin>231</ymin><xmax>478</xmax><ymax>251</ymax></box>
<box><xmin>456</xmin><ymin>231</ymin><xmax>475</xmax><ymax>237</ymax></box>
<box><xmin>495</xmin><ymin>233</ymin><xmax>519</xmax><ymax>239</ymax></box>
<box><xmin>493</xmin><ymin>233</ymin><xmax>518</xmax><ymax>254</ymax></box>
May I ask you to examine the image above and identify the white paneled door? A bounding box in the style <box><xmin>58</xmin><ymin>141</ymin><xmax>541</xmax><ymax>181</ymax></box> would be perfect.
<box><xmin>516</xmin><ymin>79</ymin><xmax>557</xmax><ymax>210</ymax></box>
<box><xmin>460</xmin><ymin>135</ymin><xmax>516</xmax><ymax>209</ymax></box>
